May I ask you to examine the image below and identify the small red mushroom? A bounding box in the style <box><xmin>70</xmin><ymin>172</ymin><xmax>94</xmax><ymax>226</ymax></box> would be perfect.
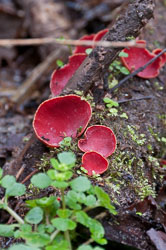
<box><xmin>82</xmin><ymin>151</ymin><xmax>109</xmax><ymax>176</ymax></box>
<box><xmin>93</xmin><ymin>29</ymin><xmax>108</xmax><ymax>43</ymax></box>
<box><xmin>73</xmin><ymin>34</ymin><xmax>95</xmax><ymax>54</ymax></box>
<box><xmin>152</xmin><ymin>48</ymin><xmax>166</xmax><ymax>67</ymax></box>
<box><xmin>121</xmin><ymin>40</ymin><xmax>162</xmax><ymax>79</ymax></box>
<box><xmin>78</xmin><ymin>125</ymin><xmax>116</xmax><ymax>157</ymax></box>
<box><xmin>50</xmin><ymin>53</ymin><xmax>86</xmax><ymax>96</ymax></box>
<box><xmin>73</xmin><ymin>29</ymin><xmax>108</xmax><ymax>54</ymax></box>
<box><xmin>33</xmin><ymin>95</ymin><xmax>92</xmax><ymax>147</ymax></box>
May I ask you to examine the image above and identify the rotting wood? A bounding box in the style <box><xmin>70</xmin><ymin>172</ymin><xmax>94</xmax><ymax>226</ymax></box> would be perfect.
<box><xmin>63</xmin><ymin>0</ymin><xmax>155</xmax><ymax>95</ymax></box>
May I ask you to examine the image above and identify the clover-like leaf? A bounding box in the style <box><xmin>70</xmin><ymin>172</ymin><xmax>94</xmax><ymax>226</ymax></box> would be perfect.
<box><xmin>70</xmin><ymin>176</ymin><xmax>91</xmax><ymax>192</ymax></box>
<box><xmin>31</xmin><ymin>173</ymin><xmax>51</xmax><ymax>189</ymax></box>
<box><xmin>25</xmin><ymin>207</ymin><xmax>43</xmax><ymax>224</ymax></box>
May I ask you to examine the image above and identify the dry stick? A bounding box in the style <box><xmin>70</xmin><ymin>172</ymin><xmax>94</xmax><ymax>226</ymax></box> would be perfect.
<box><xmin>63</xmin><ymin>0</ymin><xmax>155</xmax><ymax>94</ymax></box>
<box><xmin>110</xmin><ymin>48</ymin><xmax>166</xmax><ymax>93</ymax></box>
<box><xmin>11</xmin><ymin>47</ymin><xmax>69</xmax><ymax>105</ymax></box>
<box><xmin>21</xmin><ymin>169</ymin><xmax>39</xmax><ymax>184</ymax></box>
<box><xmin>118</xmin><ymin>95</ymin><xmax>154</xmax><ymax>104</ymax></box>
<box><xmin>0</xmin><ymin>38</ymin><xmax>145</xmax><ymax>48</ymax></box>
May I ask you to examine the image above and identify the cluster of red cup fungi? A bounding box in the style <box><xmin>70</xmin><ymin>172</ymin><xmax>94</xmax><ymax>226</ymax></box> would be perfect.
<box><xmin>33</xmin><ymin>29</ymin><xmax>166</xmax><ymax>175</ymax></box>
<box><xmin>50</xmin><ymin>29</ymin><xmax>108</xmax><ymax>96</ymax></box>
<box><xmin>33</xmin><ymin>94</ymin><xmax>117</xmax><ymax>176</ymax></box>
<box><xmin>121</xmin><ymin>40</ymin><xmax>166</xmax><ymax>79</ymax></box>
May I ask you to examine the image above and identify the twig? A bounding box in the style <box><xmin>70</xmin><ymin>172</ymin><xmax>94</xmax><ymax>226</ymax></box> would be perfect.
<box><xmin>11</xmin><ymin>48</ymin><xmax>68</xmax><ymax>105</ymax></box>
<box><xmin>21</xmin><ymin>169</ymin><xmax>39</xmax><ymax>184</ymax></box>
<box><xmin>0</xmin><ymin>37</ymin><xmax>145</xmax><ymax>48</ymax></box>
<box><xmin>16</xmin><ymin>165</ymin><xmax>25</xmax><ymax>181</ymax></box>
<box><xmin>118</xmin><ymin>96</ymin><xmax>154</xmax><ymax>104</ymax></box>
<box><xmin>109</xmin><ymin>48</ymin><xmax>166</xmax><ymax>93</ymax></box>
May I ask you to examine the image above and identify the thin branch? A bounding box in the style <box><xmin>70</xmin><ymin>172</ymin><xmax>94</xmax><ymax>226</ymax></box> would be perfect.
<box><xmin>0</xmin><ymin>37</ymin><xmax>145</xmax><ymax>48</ymax></box>
<box><xmin>21</xmin><ymin>169</ymin><xmax>39</xmax><ymax>184</ymax></box>
<box><xmin>118</xmin><ymin>95</ymin><xmax>154</xmax><ymax>104</ymax></box>
<box><xmin>109</xmin><ymin>48</ymin><xmax>166</xmax><ymax>93</ymax></box>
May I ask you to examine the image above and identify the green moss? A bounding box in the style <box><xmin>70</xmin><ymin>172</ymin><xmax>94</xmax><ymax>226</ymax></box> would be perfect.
<box><xmin>105</xmin><ymin>150</ymin><xmax>158</xmax><ymax>202</ymax></box>
<box><xmin>127</xmin><ymin>125</ymin><xmax>146</xmax><ymax>145</ymax></box>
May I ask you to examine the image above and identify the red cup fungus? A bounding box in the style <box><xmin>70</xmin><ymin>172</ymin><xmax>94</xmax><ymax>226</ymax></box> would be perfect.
<box><xmin>33</xmin><ymin>95</ymin><xmax>92</xmax><ymax>147</ymax></box>
<box><xmin>93</xmin><ymin>28</ymin><xmax>108</xmax><ymax>43</ymax></box>
<box><xmin>152</xmin><ymin>48</ymin><xmax>166</xmax><ymax>67</ymax></box>
<box><xmin>78</xmin><ymin>125</ymin><xmax>116</xmax><ymax>157</ymax></box>
<box><xmin>121</xmin><ymin>40</ymin><xmax>163</xmax><ymax>79</ymax></box>
<box><xmin>73</xmin><ymin>34</ymin><xmax>95</xmax><ymax>54</ymax></box>
<box><xmin>73</xmin><ymin>29</ymin><xmax>108</xmax><ymax>55</ymax></box>
<box><xmin>82</xmin><ymin>151</ymin><xmax>109</xmax><ymax>176</ymax></box>
<box><xmin>50</xmin><ymin>53</ymin><xmax>87</xmax><ymax>96</ymax></box>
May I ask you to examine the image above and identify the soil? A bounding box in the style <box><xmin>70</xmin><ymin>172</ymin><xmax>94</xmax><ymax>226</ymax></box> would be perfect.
<box><xmin>0</xmin><ymin>0</ymin><xmax>166</xmax><ymax>249</ymax></box>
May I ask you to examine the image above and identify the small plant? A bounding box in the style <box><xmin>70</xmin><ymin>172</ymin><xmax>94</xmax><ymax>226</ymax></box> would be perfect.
<box><xmin>109</xmin><ymin>60</ymin><xmax>130</xmax><ymax>76</ymax></box>
<box><xmin>0</xmin><ymin>152</ymin><xmax>117</xmax><ymax>250</ymax></box>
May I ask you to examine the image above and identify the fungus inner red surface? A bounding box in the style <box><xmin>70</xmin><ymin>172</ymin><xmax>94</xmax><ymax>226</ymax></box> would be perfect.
<box><xmin>50</xmin><ymin>54</ymin><xmax>86</xmax><ymax>96</ymax></box>
<box><xmin>33</xmin><ymin>95</ymin><xmax>91</xmax><ymax>147</ymax></box>
<box><xmin>82</xmin><ymin>151</ymin><xmax>108</xmax><ymax>176</ymax></box>
<box><xmin>121</xmin><ymin>41</ymin><xmax>162</xmax><ymax>78</ymax></box>
<box><xmin>152</xmin><ymin>48</ymin><xmax>166</xmax><ymax>67</ymax></box>
<box><xmin>78</xmin><ymin>125</ymin><xmax>116</xmax><ymax>157</ymax></box>
<box><xmin>73</xmin><ymin>34</ymin><xmax>95</xmax><ymax>54</ymax></box>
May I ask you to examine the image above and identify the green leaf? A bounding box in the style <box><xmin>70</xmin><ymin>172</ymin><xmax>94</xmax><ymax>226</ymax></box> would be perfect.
<box><xmin>57</xmin><ymin>209</ymin><xmax>72</xmax><ymax>218</ymax></box>
<box><xmin>58</xmin><ymin>152</ymin><xmax>76</xmax><ymax>166</ymax></box>
<box><xmin>76</xmin><ymin>192</ymin><xmax>86</xmax><ymax>204</ymax></box>
<box><xmin>1</xmin><ymin>175</ymin><xmax>16</xmax><ymax>188</ymax></box>
<box><xmin>18</xmin><ymin>231</ymin><xmax>50</xmax><ymax>247</ymax></box>
<box><xmin>46</xmin><ymin>240</ymin><xmax>69</xmax><ymax>250</ymax></box>
<box><xmin>0</xmin><ymin>168</ymin><xmax>3</xmax><ymax>179</ymax></box>
<box><xmin>66</xmin><ymin>193</ymin><xmax>81</xmax><ymax>210</ymax></box>
<box><xmin>25</xmin><ymin>207</ymin><xmax>43</xmax><ymax>224</ymax></box>
<box><xmin>9</xmin><ymin>244</ymin><xmax>40</xmax><ymax>250</ymax></box>
<box><xmin>66</xmin><ymin>190</ymin><xmax>78</xmax><ymax>203</ymax></box>
<box><xmin>20</xmin><ymin>224</ymin><xmax>32</xmax><ymax>232</ymax></box>
<box><xmin>94</xmin><ymin>186</ymin><xmax>117</xmax><ymax>215</ymax></box>
<box><xmin>103</xmin><ymin>98</ymin><xmax>119</xmax><ymax>108</ymax></box>
<box><xmin>31</xmin><ymin>173</ymin><xmax>51</xmax><ymax>189</ymax></box>
<box><xmin>45</xmin><ymin>224</ymin><xmax>54</xmax><ymax>233</ymax></box>
<box><xmin>85</xmin><ymin>195</ymin><xmax>97</xmax><ymax>207</ymax></box>
<box><xmin>51</xmin><ymin>218</ymin><xmax>76</xmax><ymax>231</ymax></box>
<box><xmin>77</xmin><ymin>246</ymin><xmax>93</xmax><ymax>250</ymax></box>
<box><xmin>95</xmin><ymin>238</ymin><xmax>107</xmax><ymax>245</ymax></box>
<box><xmin>50</xmin><ymin>158</ymin><xmax>59</xmax><ymax>169</ymax></box>
<box><xmin>51</xmin><ymin>181</ymin><xmax>69</xmax><ymax>189</ymax></box>
<box><xmin>6</xmin><ymin>183</ymin><xmax>26</xmax><ymax>197</ymax></box>
<box><xmin>0</xmin><ymin>224</ymin><xmax>18</xmax><ymax>237</ymax></box>
<box><xmin>47</xmin><ymin>169</ymin><xmax>58</xmax><ymax>180</ymax></box>
<box><xmin>56</xmin><ymin>59</ymin><xmax>64</xmax><ymax>67</ymax></box>
<box><xmin>76</xmin><ymin>211</ymin><xmax>90</xmax><ymax>227</ymax></box>
<box><xmin>70</xmin><ymin>176</ymin><xmax>91</xmax><ymax>192</ymax></box>
<box><xmin>119</xmin><ymin>51</ymin><xmax>128</xmax><ymax>57</ymax></box>
<box><xmin>76</xmin><ymin>211</ymin><xmax>104</xmax><ymax>240</ymax></box>
<box><xmin>36</xmin><ymin>196</ymin><xmax>56</xmax><ymax>208</ymax></box>
<box><xmin>103</xmin><ymin>97</ymin><xmax>111</xmax><ymax>104</ymax></box>
<box><xmin>26</xmin><ymin>200</ymin><xmax>37</xmax><ymax>208</ymax></box>
<box><xmin>120</xmin><ymin>67</ymin><xmax>130</xmax><ymax>75</ymax></box>
<box><xmin>85</xmin><ymin>48</ymin><xmax>93</xmax><ymax>55</ymax></box>
<box><xmin>60</xmin><ymin>136</ymin><xmax>72</xmax><ymax>147</ymax></box>
<box><xmin>89</xmin><ymin>219</ymin><xmax>104</xmax><ymax>240</ymax></box>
